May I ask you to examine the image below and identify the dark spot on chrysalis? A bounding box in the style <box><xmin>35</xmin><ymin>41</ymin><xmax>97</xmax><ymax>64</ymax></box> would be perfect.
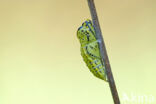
<box><xmin>89</xmin><ymin>46</ymin><xmax>94</xmax><ymax>49</ymax></box>
<box><xmin>95</xmin><ymin>45</ymin><xmax>98</xmax><ymax>48</ymax></box>
<box><xmin>94</xmin><ymin>60</ymin><xmax>98</xmax><ymax>65</ymax></box>
<box><xmin>85</xmin><ymin>32</ymin><xmax>90</xmax><ymax>41</ymax></box>
<box><xmin>92</xmin><ymin>66</ymin><xmax>96</xmax><ymax>70</ymax></box>
<box><xmin>89</xmin><ymin>61</ymin><xmax>92</xmax><ymax>65</ymax></box>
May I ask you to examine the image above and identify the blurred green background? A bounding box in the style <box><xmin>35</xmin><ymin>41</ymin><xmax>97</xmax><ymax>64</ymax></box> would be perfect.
<box><xmin>0</xmin><ymin>0</ymin><xmax>156</xmax><ymax>104</ymax></box>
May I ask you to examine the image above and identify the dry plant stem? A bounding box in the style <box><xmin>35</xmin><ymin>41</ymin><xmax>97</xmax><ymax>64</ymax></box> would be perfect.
<box><xmin>87</xmin><ymin>0</ymin><xmax>120</xmax><ymax>104</ymax></box>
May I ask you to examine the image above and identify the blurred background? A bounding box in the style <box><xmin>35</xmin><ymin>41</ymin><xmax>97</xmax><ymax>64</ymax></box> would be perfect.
<box><xmin>0</xmin><ymin>0</ymin><xmax>156</xmax><ymax>104</ymax></box>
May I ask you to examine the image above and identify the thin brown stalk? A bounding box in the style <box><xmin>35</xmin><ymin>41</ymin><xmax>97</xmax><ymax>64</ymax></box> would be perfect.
<box><xmin>87</xmin><ymin>0</ymin><xmax>120</xmax><ymax>104</ymax></box>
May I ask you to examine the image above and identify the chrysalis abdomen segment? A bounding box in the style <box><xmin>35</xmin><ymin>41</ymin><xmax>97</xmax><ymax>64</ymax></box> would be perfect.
<box><xmin>81</xmin><ymin>47</ymin><xmax>107</xmax><ymax>81</ymax></box>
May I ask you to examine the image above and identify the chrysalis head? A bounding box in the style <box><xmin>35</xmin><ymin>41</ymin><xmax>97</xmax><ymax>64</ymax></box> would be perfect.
<box><xmin>77</xmin><ymin>19</ymin><xmax>96</xmax><ymax>46</ymax></box>
<box><xmin>82</xmin><ymin>19</ymin><xmax>93</xmax><ymax>27</ymax></box>
<box><xmin>77</xmin><ymin>26</ymin><xmax>89</xmax><ymax>46</ymax></box>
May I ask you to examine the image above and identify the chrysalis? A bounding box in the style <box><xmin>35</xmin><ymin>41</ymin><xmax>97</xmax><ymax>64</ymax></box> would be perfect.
<box><xmin>77</xmin><ymin>19</ymin><xmax>107</xmax><ymax>81</ymax></box>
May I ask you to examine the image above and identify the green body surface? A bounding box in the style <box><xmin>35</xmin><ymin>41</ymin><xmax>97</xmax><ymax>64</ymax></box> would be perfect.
<box><xmin>77</xmin><ymin>19</ymin><xmax>107</xmax><ymax>81</ymax></box>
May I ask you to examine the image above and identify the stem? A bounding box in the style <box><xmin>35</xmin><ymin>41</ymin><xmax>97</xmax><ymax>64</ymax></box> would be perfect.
<box><xmin>87</xmin><ymin>0</ymin><xmax>120</xmax><ymax>104</ymax></box>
